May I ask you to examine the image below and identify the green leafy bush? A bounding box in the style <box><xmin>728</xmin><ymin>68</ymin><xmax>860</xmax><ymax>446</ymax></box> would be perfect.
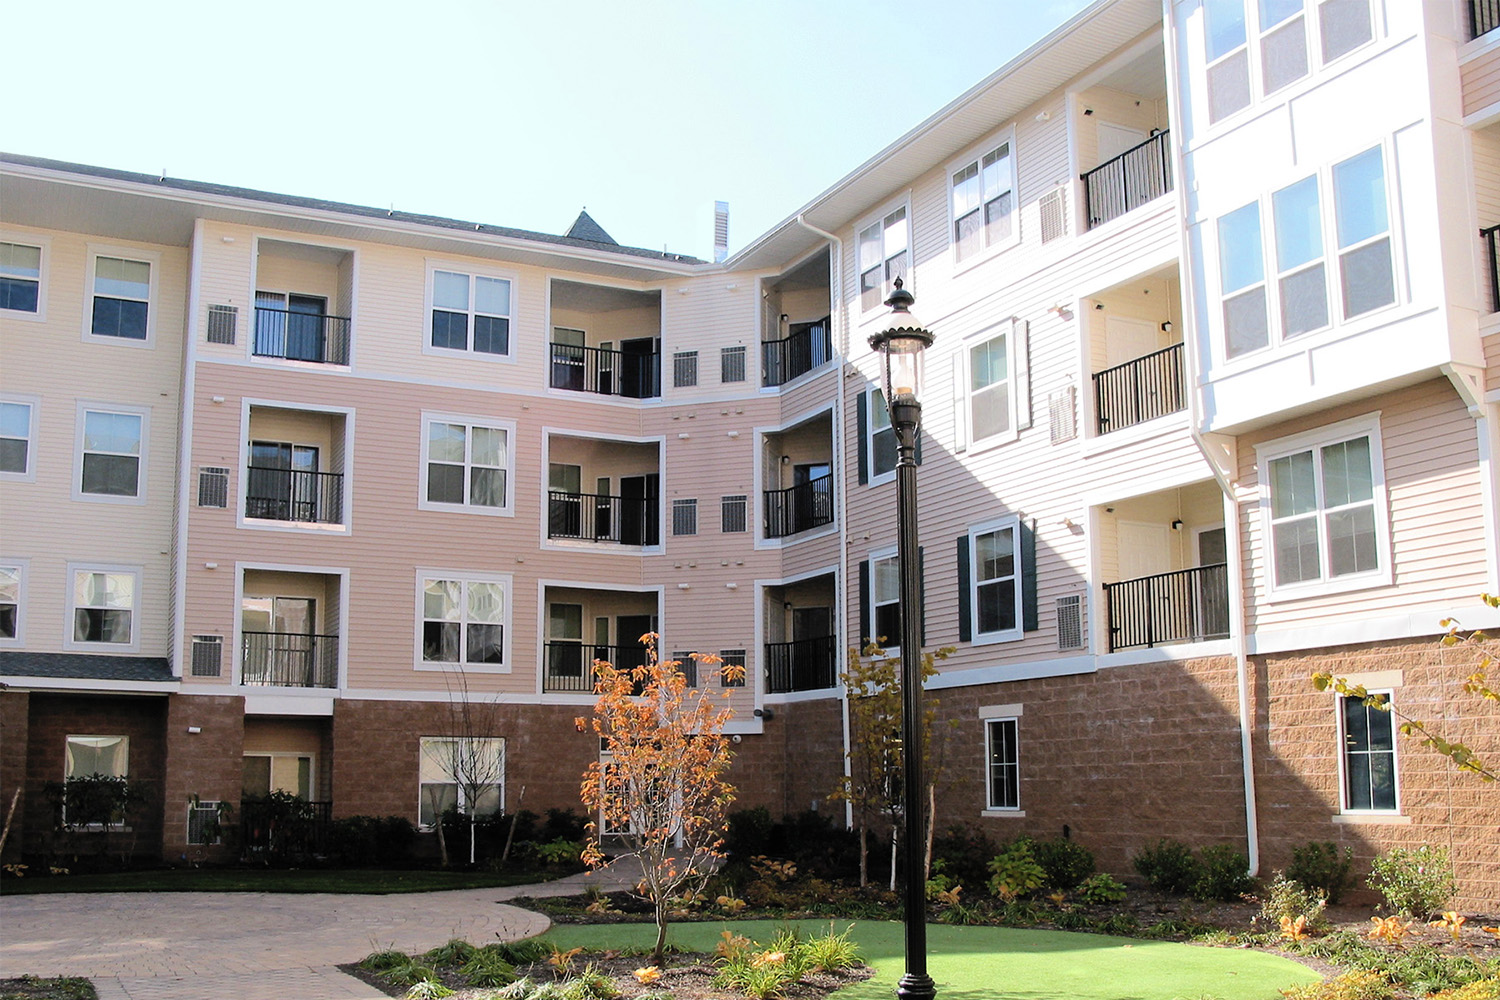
<box><xmin>1278</xmin><ymin>970</ymin><xmax>1394</xmax><ymax>1000</ymax></box>
<box><xmin>800</xmin><ymin>925</ymin><xmax>861</xmax><ymax>972</ymax></box>
<box><xmin>382</xmin><ymin>962</ymin><xmax>439</xmax><ymax>988</ymax></box>
<box><xmin>1287</xmin><ymin>842</ymin><xmax>1355</xmax><ymax>904</ymax></box>
<box><xmin>460</xmin><ymin>951</ymin><xmax>516</xmax><ymax>987</ymax></box>
<box><xmin>1367</xmin><ymin>845</ymin><xmax>1457</xmax><ymax>918</ymax></box>
<box><xmin>1258</xmin><ymin>872</ymin><xmax>1330</xmax><ymax>932</ymax></box>
<box><xmin>361</xmin><ymin>948</ymin><xmax>411</xmax><ymax>971</ymax></box>
<box><xmin>1192</xmin><ymin>844</ymin><xmax>1255</xmax><ymax>902</ymax></box>
<box><xmin>327</xmin><ymin>815</ymin><xmax>417</xmax><ymax>867</ymax></box>
<box><xmin>1029</xmin><ymin>837</ymin><xmax>1095</xmax><ymax>889</ymax></box>
<box><xmin>1133</xmin><ymin>838</ymin><xmax>1203</xmax><ymax>894</ymax></box>
<box><xmin>931</xmin><ymin>826</ymin><xmax>1003</xmax><ymax>894</ymax></box>
<box><xmin>423</xmin><ymin>938</ymin><xmax>477</xmax><ymax>966</ymax></box>
<box><xmin>987</xmin><ymin>840</ymin><xmax>1046</xmax><ymax>899</ymax></box>
<box><xmin>536</xmin><ymin>839</ymin><xmax>584</xmax><ymax>866</ymax></box>
<box><xmin>1077</xmin><ymin>872</ymin><xmax>1127</xmax><ymax>904</ymax></box>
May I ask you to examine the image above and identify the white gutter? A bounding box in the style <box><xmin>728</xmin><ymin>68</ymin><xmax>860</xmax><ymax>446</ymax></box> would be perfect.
<box><xmin>169</xmin><ymin>219</ymin><xmax>205</xmax><ymax>677</ymax></box>
<box><xmin>795</xmin><ymin>213</ymin><xmax>855</xmax><ymax>832</ymax></box>
<box><xmin>1161</xmin><ymin>0</ymin><xmax>1259</xmax><ymax>876</ymax></box>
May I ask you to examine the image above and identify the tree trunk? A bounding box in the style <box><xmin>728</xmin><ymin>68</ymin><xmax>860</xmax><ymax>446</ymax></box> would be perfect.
<box><xmin>501</xmin><ymin>784</ymin><xmax>525</xmax><ymax>864</ymax></box>
<box><xmin>653</xmin><ymin>899</ymin><xmax>669</xmax><ymax>967</ymax></box>
<box><xmin>924</xmin><ymin>783</ymin><xmax>935</xmax><ymax>882</ymax></box>
<box><xmin>858</xmin><ymin>822</ymin><xmax>869</xmax><ymax>888</ymax></box>
<box><xmin>427</xmin><ymin>787</ymin><xmax>449</xmax><ymax>867</ymax></box>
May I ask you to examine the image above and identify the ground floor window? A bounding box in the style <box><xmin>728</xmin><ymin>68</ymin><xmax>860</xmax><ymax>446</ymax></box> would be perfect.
<box><xmin>418</xmin><ymin>736</ymin><xmax>505</xmax><ymax>829</ymax></box>
<box><xmin>1341</xmin><ymin>693</ymin><xmax>1396</xmax><ymax>812</ymax></box>
<box><xmin>985</xmin><ymin>718</ymin><xmax>1019</xmax><ymax>811</ymax></box>
<box><xmin>242</xmin><ymin>753</ymin><xmax>312</xmax><ymax>800</ymax></box>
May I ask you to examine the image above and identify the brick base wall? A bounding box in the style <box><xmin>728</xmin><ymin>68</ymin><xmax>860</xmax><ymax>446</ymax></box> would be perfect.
<box><xmin>725</xmin><ymin>698</ymin><xmax>846</xmax><ymax>822</ymax></box>
<box><xmin>161</xmin><ymin>695</ymin><xmax>245</xmax><ymax>862</ymax></box>
<box><xmin>0</xmin><ymin>692</ymin><xmax>29</xmax><ymax>863</ymax></box>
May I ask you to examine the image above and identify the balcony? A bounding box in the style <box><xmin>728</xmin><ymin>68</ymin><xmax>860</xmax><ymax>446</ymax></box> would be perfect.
<box><xmin>241</xmin><ymin>631</ymin><xmax>338</xmax><ymax>688</ymax></box>
<box><xmin>764</xmin><ymin>474</ymin><xmax>833</xmax><ymax>539</ymax></box>
<box><xmin>253</xmin><ymin>307</ymin><xmax>351</xmax><ymax>365</ymax></box>
<box><xmin>246</xmin><ymin>467</ymin><xmax>343</xmax><ymax>524</ymax></box>
<box><xmin>1104</xmin><ymin>564</ymin><xmax>1229</xmax><ymax>652</ymax></box>
<box><xmin>1093</xmin><ymin>343</ymin><xmax>1185</xmax><ymax>435</ymax></box>
<box><xmin>549</xmin><ymin>342</ymin><xmax>660</xmax><ymax>398</ymax></box>
<box><xmin>762</xmin><ymin>319</ymin><xmax>832</xmax><ymax>387</ymax></box>
<box><xmin>547</xmin><ymin>491</ymin><xmax>660</xmax><ymax>545</ymax></box>
<box><xmin>541</xmin><ymin>643</ymin><xmax>650</xmax><ymax>693</ymax></box>
<box><xmin>1474</xmin><ymin>0</ymin><xmax>1498</xmax><ymax>39</ymax></box>
<box><xmin>765</xmin><ymin>635</ymin><xmax>837</xmax><ymax>694</ymax></box>
<box><xmin>1483</xmin><ymin>225</ymin><xmax>1499</xmax><ymax>314</ymax></box>
<box><xmin>1083</xmin><ymin>129</ymin><xmax>1172</xmax><ymax>230</ymax></box>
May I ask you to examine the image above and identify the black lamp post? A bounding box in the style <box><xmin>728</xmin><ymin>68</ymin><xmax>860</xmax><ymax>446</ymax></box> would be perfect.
<box><xmin>867</xmin><ymin>277</ymin><xmax>936</xmax><ymax>1000</ymax></box>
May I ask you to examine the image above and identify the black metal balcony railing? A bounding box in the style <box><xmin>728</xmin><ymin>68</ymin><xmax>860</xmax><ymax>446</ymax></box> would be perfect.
<box><xmin>762</xmin><ymin>321</ymin><xmax>832</xmax><ymax>387</ymax></box>
<box><xmin>1473</xmin><ymin>0</ymin><xmax>1499</xmax><ymax>39</ymax></box>
<box><xmin>253</xmin><ymin>307</ymin><xmax>351</xmax><ymax>365</ymax></box>
<box><xmin>549</xmin><ymin>343</ymin><xmax>660</xmax><ymax>398</ymax></box>
<box><xmin>245</xmin><ymin>467</ymin><xmax>344</xmax><ymax>524</ymax></box>
<box><xmin>1093</xmin><ymin>342</ymin><xmax>1185</xmax><ymax>435</ymax></box>
<box><xmin>1482</xmin><ymin>225</ymin><xmax>1500</xmax><ymax>314</ymax></box>
<box><xmin>765</xmin><ymin>635</ymin><xmax>838</xmax><ymax>693</ymax></box>
<box><xmin>241</xmin><ymin>631</ymin><xmax>338</xmax><ymax>688</ymax></box>
<box><xmin>547</xmin><ymin>491</ymin><xmax>660</xmax><ymax>545</ymax></box>
<box><xmin>541</xmin><ymin>643</ymin><xmax>651</xmax><ymax>693</ymax></box>
<box><xmin>764</xmin><ymin>474</ymin><xmax>834</xmax><ymax>538</ymax></box>
<box><xmin>1082</xmin><ymin>129</ymin><xmax>1173</xmax><ymax>230</ymax></box>
<box><xmin>240</xmin><ymin>798</ymin><xmax>331</xmax><ymax>860</ymax></box>
<box><xmin>1104</xmin><ymin>563</ymin><xmax>1229</xmax><ymax>652</ymax></box>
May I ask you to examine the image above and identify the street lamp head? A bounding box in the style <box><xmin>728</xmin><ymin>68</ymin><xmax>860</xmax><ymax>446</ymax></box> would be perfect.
<box><xmin>867</xmin><ymin>278</ymin><xmax>935</xmax><ymax>408</ymax></box>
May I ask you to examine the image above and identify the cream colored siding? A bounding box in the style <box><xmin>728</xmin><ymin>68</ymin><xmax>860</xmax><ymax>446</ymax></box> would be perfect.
<box><xmin>1075</xmin><ymin>86</ymin><xmax>1169</xmax><ymax>173</ymax></box>
<box><xmin>660</xmin><ymin>278</ymin><xmax>757</xmax><ymax>399</ymax></box>
<box><xmin>1463</xmin><ymin>45</ymin><xmax>1500</xmax><ymax>119</ymax></box>
<box><xmin>1237</xmin><ymin>380</ymin><xmax>1487</xmax><ymax>633</ymax></box>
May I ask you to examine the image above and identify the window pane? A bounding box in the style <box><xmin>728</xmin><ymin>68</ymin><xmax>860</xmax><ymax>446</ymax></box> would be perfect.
<box><xmin>431</xmin><ymin>311</ymin><xmax>468</xmax><ymax>350</ymax></box>
<box><xmin>982</xmin><ymin>145</ymin><xmax>1010</xmax><ymax>199</ymax></box>
<box><xmin>423</xmin><ymin>620</ymin><xmax>460</xmax><ymax>662</ymax></box>
<box><xmin>0</xmin><ymin>566</ymin><xmax>17</xmax><ymax>603</ymax></box>
<box><xmin>474</xmin><ymin>275</ymin><xmax>509</xmax><ymax>316</ymax></box>
<box><xmin>1218</xmin><ymin>202</ymin><xmax>1264</xmax><ymax>293</ymax></box>
<box><xmin>0</xmin><ymin>276</ymin><xmax>39</xmax><ymax>312</ymax></box>
<box><xmin>67</xmin><ymin>736</ymin><xmax>128</xmax><ymax>778</ymax></box>
<box><xmin>874</xmin><ymin>558</ymin><xmax>899</xmax><ymax>602</ymax></box>
<box><xmin>1273</xmin><ymin>517</ymin><xmax>1321</xmax><ymax>585</ymax></box>
<box><xmin>428</xmin><ymin>423</ymin><xmax>466</xmax><ymax>463</ymax></box>
<box><xmin>1262</xmin><ymin>17</ymin><xmax>1308</xmax><ymax>93</ymax></box>
<box><xmin>1340</xmin><ymin>238</ymin><xmax>1394</xmax><ymax>317</ymax></box>
<box><xmin>874</xmin><ymin>602</ymin><xmax>900</xmax><ymax>645</ymax></box>
<box><xmin>1319</xmin><ymin>0</ymin><xmax>1371</xmax><ymax>62</ymax></box>
<box><xmin>424</xmin><ymin>579</ymin><xmax>460</xmax><ymax>621</ymax></box>
<box><xmin>550</xmin><ymin>604</ymin><xmax>583</xmax><ymax>639</ymax></box>
<box><xmin>1208</xmin><ymin>48</ymin><xmax>1252</xmax><ymax>122</ymax></box>
<box><xmin>972</xmin><ymin>383</ymin><xmax>1011</xmax><ymax>441</ymax></box>
<box><xmin>243</xmin><ymin>755</ymin><xmax>272</xmax><ymax>798</ymax></box>
<box><xmin>419</xmin><ymin>783</ymin><xmax>458</xmax><ymax>828</ymax></box>
<box><xmin>81</xmin><ymin>454</ymin><xmax>140</xmax><ymax>495</ymax></box>
<box><xmin>1281</xmin><ymin>264</ymin><xmax>1329</xmax><ymax>337</ymax></box>
<box><xmin>1224</xmin><ymin>286</ymin><xmax>1269</xmax><ymax>357</ymax></box>
<box><xmin>470</xmin><ymin>467</ymin><xmax>504</xmax><ymax>507</ymax></box>
<box><xmin>470</xmin><ymin>426</ymin><xmax>502</xmax><ymax>467</ymax></box>
<box><xmin>473</xmin><ymin>315</ymin><xmax>508</xmax><ymax>355</ymax></box>
<box><xmin>1273</xmin><ymin>177</ymin><xmax>1322</xmax><ymax>271</ymax></box>
<box><xmin>426</xmin><ymin>463</ymin><xmax>464</xmax><ymax>504</ymax></box>
<box><xmin>92</xmin><ymin>297</ymin><xmax>149</xmax><ymax>339</ymax></box>
<box><xmin>0</xmin><ymin>402</ymin><xmax>28</xmax><ymax>437</ymax></box>
<box><xmin>468</xmin><ymin>582</ymin><xmax>504</xmax><ymax>623</ymax></box>
<box><xmin>885</xmin><ymin>208</ymin><xmax>908</xmax><ymax>255</ymax></box>
<box><xmin>977</xmin><ymin>529</ymin><xmax>1014</xmax><ymax>581</ymax></box>
<box><xmin>94</xmin><ymin>257</ymin><xmax>149</xmax><ymax>299</ymax></box>
<box><xmin>857</xmin><ymin>222</ymin><xmax>883</xmax><ymax>272</ymax></box>
<box><xmin>1333</xmin><ymin>148</ymin><xmax>1387</xmax><ymax>248</ymax></box>
<box><xmin>433</xmin><ymin>271</ymin><xmax>469</xmax><ymax>311</ymax></box>
<box><xmin>1260</xmin><ymin>0</ymin><xmax>1303</xmax><ymax>27</ymax></box>
<box><xmin>1205</xmin><ymin>0</ymin><xmax>1248</xmax><ymax>59</ymax></box>
<box><xmin>952</xmin><ymin>163</ymin><xmax>980</xmax><ymax>216</ymax></box>
<box><xmin>0</xmin><ymin>242</ymin><xmax>41</xmax><ymax>278</ymax></box>
<box><xmin>1327</xmin><ymin>505</ymin><xmax>1377</xmax><ymax>576</ymax></box>
<box><xmin>1367</xmin><ymin>703</ymin><xmax>1393</xmax><ymax>750</ymax></box>
<box><xmin>954</xmin><ymin>211</ymin><xmax>981</xmax><ymax>261</ymax></box>
<box><xmin>873</xmin><ymin>426</ymin><xmax>897</xmax><ymax>476</ymax></box>
<box><xmin>970</xmin><ymin>335</ymin><xmax>1007</xmax><ymax>391</ymax></box>
<box><xmin>1368</xmin><ymin>752</ymin><xmax>1396</xmax><ymax>809</ymax></box>
<box><xmin>467</xmin><ymin>623</ymin><xmax>504</xmax><ymax>663</ymax></box>
<box><xmin>84</xmin><ymin>411</ymin><xmax>141</xmax><ymax>455</ymax></box>
<box><xmin>1345</xmin><ymin>752</ymin><xmax>1372</xmax><ymax>809</ymax></box>
<box><xmin>1321</xmin><ymin>436</ymin><xmax>1372</xmax><ymax>506</ymax></box>
<box><xmin>984</xmin><ymin>191</ymin><xmax>1014</xmax><ymax>245</ymax></box>
<box><xmin>1270</xmin><ymin>451</ymin><xmax>1317</xmax><ymax>516</ymax></box>
<box><xmin>977</xmin><ymin>579</ymin><xmax>1017</xmax><ymax>634</ymax></box>
<box><xmin>1343</xmin><ymin>696</ymin><xmax>1370</xmax><ymax>750</ymax></box>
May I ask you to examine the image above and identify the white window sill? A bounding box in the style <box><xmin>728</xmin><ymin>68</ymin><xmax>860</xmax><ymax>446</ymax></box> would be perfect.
<box><xmin>981</xmin><ymin>809</ymin><xmax>1026</xmax><ymax>819</ymax></box>
<box><xmin>1332</xmin><ymin>813</ymin><xmax>1410</xmax><ymax>825</ymax></box>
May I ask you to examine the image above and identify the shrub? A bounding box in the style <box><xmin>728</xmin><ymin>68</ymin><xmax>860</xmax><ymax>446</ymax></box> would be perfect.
<box><xmin>1368</xmin><ymin>845</ymin><xmax>1457</xmax><ymax>918</ymax></box>
<box><xmin>1077</xmin><ymin>872</ymin><xmax>1127</xmax><ymax>904</ymax></box>
<box><xmin>1426</xmin><ymin>981</ymin><xmax>1500</xmax><ymax>1000</ymax></box>
<box><xmin>424</xmin><ymin>938</ymin><xmax>478</xmax><ymax>966</ymax></box>
<box><xmin>542</xmin><ymin>808</ymin><xmax>588</xmax><ymax>843</ymax></box>
<box><xmin>800</xmin><ymin>925</ymin><xmax>861</xmax><ymax>972</ymax></box>
<box><xmin>460</xmin><ymin>952</ymin><xmax>517</xmax><ymax>988</ymax></box>
<box><xmin>1193</xmin><ymin>844</ymin><xmax>1256</xmax><ymax>902</ymax></box>
<box><xmin>328</xmin><ymin>815</ymin><xmax>418</xmax><ymax>867</ymax></box>
<box><xmin>1288</xmin><ymin>842</ymin><xmax>1355</xmax><ymax>904</ymax></box>
<box><xmin>1133</xmin><ymin>838</ymin><xmax>1203</xmax><ymax>894</ymax></box>
<box><xmin>536</xmin><ymin>839</ymin><xmax>584</xmax><ymax>866</ymax></box>
<box><xmin>1029</xmin><ymin>837</ymin><xmax>1095</xmax><ymax>889</ymax></box>
<box><xmin>1279</xmin><ymin>970</ymin><xmax>1394</xmax><ymax>1000</ymax></box>
<box><xmin>724</xmin><ymin>806</ymin><xmax>775</xmax><ymax>859</ymax></box>
<box><xmin>361</xmin><ymin>948</ymin><xmax>411</xmax><ymax>971</ymax></box>
<box><xmin>382</xmin><ymin>962</ymin><xmax>439</xmax><ymax>989</ymax></box>
<box><xmin>1259</xmin><ymin>873</ymin><xmax>1330</xmax><ymax>934</ymax></box>
<box><xmin>987</xmin><ymin>840</ymin><xmax>1046</xmax><ymax>899</ymax></box>
<box><xmin>931</xmin><ymin>826</ymin><xmax>1003</xmax><ymax>893</ymax></box>
<box><xmin>404</xmin><ymin>981</ymin><xmax>456</xmax><ymax>1000</ymax></box>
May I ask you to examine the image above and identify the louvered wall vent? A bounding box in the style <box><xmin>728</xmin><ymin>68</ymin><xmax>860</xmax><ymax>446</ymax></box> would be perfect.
<box><xmin>1040</xmin><ymin>189</ymin><xmax>1067</xmax><ymax>244</ymax></box>
<box><xmin>1049</xmin><ymin>387</ymin><xmax>1077</xmax><ymax>443</ymax></box>
<box><xmin>1056</xmin><ymin>595</ymin><xmax>1084</xmax><ymax>650</ymax></box>
<box><xmin>198</xmin><ymin>467</ymin><xmax>229</xmax><ymax>508</ymax></box>
<box><xmin>206</xmin><ymin>305</ymin><xmax>238</xmax><ymax>344</ymax></box>
<box><xmin>191</xmin><ymin>634</ymin><xmax>224</xmax><ymax>676</ymax></box>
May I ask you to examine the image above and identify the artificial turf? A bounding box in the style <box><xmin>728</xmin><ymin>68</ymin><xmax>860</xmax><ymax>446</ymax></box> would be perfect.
<box><xmin>540</xmin><ymin>919</ymin><xmax>1322</xmax><ymax>1000</ymax></box>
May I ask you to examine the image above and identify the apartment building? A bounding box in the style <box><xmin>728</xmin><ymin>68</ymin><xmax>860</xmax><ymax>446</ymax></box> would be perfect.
<box><xmin>2</xmin><ymin>0</ymin><xmax>1496</xmax><ymax>906</ymax></box>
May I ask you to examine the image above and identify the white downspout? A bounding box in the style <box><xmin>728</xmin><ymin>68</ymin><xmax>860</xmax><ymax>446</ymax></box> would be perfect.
<box><xmin>795</xmin><ymin>213</ymin><xmax>855</xmax><ymax>831</ymax></box>
<box><xmin>1161</xmin><ymin>0</ymin><xmax>1259</xmax><ymax>875</ymax></box>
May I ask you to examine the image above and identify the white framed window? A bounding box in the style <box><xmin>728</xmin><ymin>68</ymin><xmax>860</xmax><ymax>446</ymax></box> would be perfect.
<box><xmin>866</xmin><ymin>388</ymin><xmax>897</xmax><ymax>484</ymax></box>
<box><xmin>1217</xmin><ymin>200</ymin><xmax>1269</xmax><ymax>359</ymax></box>
<box><xmin>0</xmin><ymin>237</ymin><xmax>46</xmax><ymax>321</ymax></box>
<box><xmin>419</xmin><ymin>736</ymin><xmax>505</xmax><ymax>829</ymax></box>
<box><xmin>84</xmin><ymin>246</ymin><xmax>159</xmax><ymax>346</ymax></box>
<box><xmin>419</xmin><ymin>413</ymin><xmax>514</xmax><ymax>516</ymax></box>
<box><xmin>985</xmin><ymin>718</ymin><xmax>1020</xmax><ymax>811</ymax></box>
<box><xmin>425</xmin><ymin>265</ymin><xmax>514</xmax><ymax>359</ymax></box>
<box><xmin>416</xmin><ymin>571</ymin><xmax>511</xmax><ymax>671</ymax></box>
<box><xmin>75</xmin><ymin>403</ymin><xmax>148</xmax><ymax>504</ymax></box>
<box><xmin>0</xmin><ymin>560</ymin><xmax>25</xmax><ymax>646</ymax></box>
<box><xmin>1331</xmin><ymin>145</ymin><xmax>1395</xmax><ymax>321</ymax></box>
<box><xmin>1259</xmin><ymin>0</ymin><xmax>1310</xmax><ymax>96</ymax></box>
<box><xmin>966</xmin><ymin>328</ymin><xmax>1018</xmax><ymax>447</ymax></box>
<box><xmin>65</xmin><ymin>565</ymin><xmax>141</xmax><ymax>652</ymax></box>
<box><xmin>950</xmin><ymin>133</ymin><xmax>1016</xmax><ymax>263</ymax></box>
<box><xmin>870</xmin><ymin>548</ymin><xmax>900</xmax><ymax>651</ymax></box>
<box><xmin>1339</xmin><ymin>692</ymin><xmax>1397</xmax><ymax>812</ymax></box>
<box><xmin>969</xmin><ymin>517</ymin><xmax>1023</xmax><ymax>644</ymax></box>
<box><xmin>1317</xmin><ymin>0</ymin><xmax>1373</xmax><ymax>65</ymax></box>
<box><xmin>1204</xmin><ymin>0</ymin><xmax>1252</xmax><ymax>123</ymax></box>
<box><xmin>65</xmin><ymin>735</ymin><xmax>130</xmax><ymax>828</ymax></box>
<box><xmin>1257</xmin><ymin>414</ymin><xmax>1389</xmax><ymax>597</ymax></box>
<box><xmin>1271</xmin><ymin>175</ymin><xmax>1330</xmax><ymax>339</ymax></box>
<box><xmin>857</xmin><ymin>204</ymin><xmax>910</xmax><ymax>313</ymax></box>
<box><xmin>0</xmin><ymin>396</ymin><xmax>38</xmax><ymax>482</ymax></box>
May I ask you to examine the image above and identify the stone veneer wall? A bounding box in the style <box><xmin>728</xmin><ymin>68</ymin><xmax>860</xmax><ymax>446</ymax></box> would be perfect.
<box><xmin>0</xmin><ymin>691</ymin><xmax>29</xmax><ymax>863</ymax></box>
<box><xmin>160</xmin><ymin>694</ymin><xmax>245</xmax><ymax>862</ymax></box>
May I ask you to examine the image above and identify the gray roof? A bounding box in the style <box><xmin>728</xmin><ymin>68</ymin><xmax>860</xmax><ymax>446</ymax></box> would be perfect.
<box><xmin>0</xmin><ymin>152</ymin><xmax>704</xmax><ymax>265</ymax></box>
<box><xmin>565</xmin><ymin>210</ymin><xmax>618</xmax><ymax>245</ymax></box>
<box><xmin>0</xmin><ymin>651</ymin><xmax>175</xmax><ymax>683</ymax></box>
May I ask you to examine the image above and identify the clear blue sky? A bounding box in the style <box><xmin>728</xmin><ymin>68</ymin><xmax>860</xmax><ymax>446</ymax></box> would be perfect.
<box><xmin>7</xmin><ymin>0</ymin><xmax>1094</xmax><ymax>260</ymax></box>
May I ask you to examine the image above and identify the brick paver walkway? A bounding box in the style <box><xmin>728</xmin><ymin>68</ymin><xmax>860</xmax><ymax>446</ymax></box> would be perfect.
<box><xmin>0</xmin><ymin>862</ymin><xmax>639</xmax><ymax>1000</ymax></box>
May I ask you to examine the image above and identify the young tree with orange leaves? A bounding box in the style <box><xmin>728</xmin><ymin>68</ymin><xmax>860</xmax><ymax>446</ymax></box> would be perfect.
<box><xmin>578</xmin><ymin>635</ymin><xmax>743</xmax><ymax>967</ymax></box>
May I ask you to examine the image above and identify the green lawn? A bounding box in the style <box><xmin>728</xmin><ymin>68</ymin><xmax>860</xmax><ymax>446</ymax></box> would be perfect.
<box><xmin>0</xmin><ymin>867</ymin><xmax>559</xmax><ymax>895</ymax></box>
<box><xmin>539</xmin><ymin>919</ymin><xmax>1321</xmax><ymax>1000</ymax></box>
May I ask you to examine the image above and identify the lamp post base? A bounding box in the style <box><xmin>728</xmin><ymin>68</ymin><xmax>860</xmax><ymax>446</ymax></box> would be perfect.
<box><xmin>896</xmin><ymin>972</ymin><xmax>937</xmax><ymax>1000</ymax></box>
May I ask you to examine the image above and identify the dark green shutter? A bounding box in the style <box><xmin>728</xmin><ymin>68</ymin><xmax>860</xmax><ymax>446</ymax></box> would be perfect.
<box><xmin>858</xmin><ymin>559</ymin><xmax>870</xmax><ymax>649</ymax></box>
<box><xmin>957</xmin><ymin>534</ymin><xmax>972</xmax><ymax>642</ymax></box>
<box><xmin>1021</xmin><ymin>518</ymin><xmax>1038</xmax><ymax>632</ymax></box>
<box><xmin>856</xmin><ymin>391</ymin><xmax>869</xmax><ymax>485</ymax></box>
